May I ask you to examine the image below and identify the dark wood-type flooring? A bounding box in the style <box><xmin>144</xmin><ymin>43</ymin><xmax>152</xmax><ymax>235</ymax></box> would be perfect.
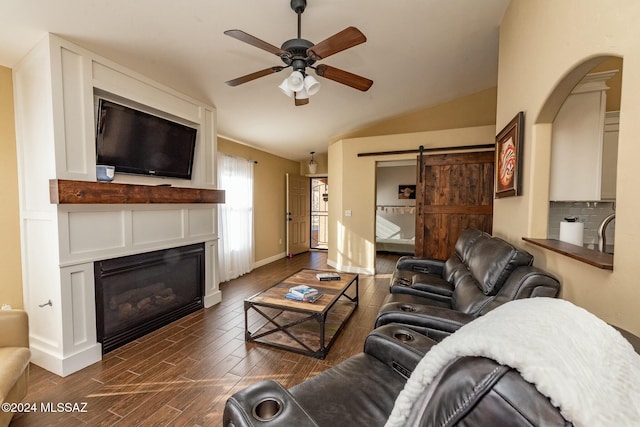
<box><xmin>10</xmin><ymin>251</ymin><xmax>400</xmax><ymax>427</ymax></box>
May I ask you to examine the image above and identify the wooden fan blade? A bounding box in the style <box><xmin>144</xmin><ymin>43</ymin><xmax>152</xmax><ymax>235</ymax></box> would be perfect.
<box><xmin>225</xmin><ymin>66</ymin><xmax>284</xmax><ymax>86</ymax></box>
<box><xmin>307</xmin><ymin>27</ymin><xmax>366</xmax><ymax>60</ymax></box>
<box><xmin>315</xmin><ymin>64</ymin><xmax>373</xmax><ymax>92</ymax></box>
<box><xmin>294</xmin><ymin>95</ymin><xmax>310</xmax><ymax>106</ymax></box>
<box><xmin>224</xmin><ymin>29</ymin><xmax>291</xmax><ymax>58</ymax></box>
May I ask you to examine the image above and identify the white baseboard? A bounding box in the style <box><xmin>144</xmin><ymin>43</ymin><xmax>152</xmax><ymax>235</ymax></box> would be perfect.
<box><xmin>30</xmin><ymin>343</ymin><xmax>102</xmax><ymax>377</ymax></box>
<box><xmin>327</xmin><ymin>258</ymin><xmax>375</xmax><ymax>275</ymax></box>
<box><xmin>204</xmin><ymin>290</ymin><xmax>222</xmax><ymax>308</ymax></box>
<box><xmin>253</xmin><ymin>252</ymin><xmax>287</xmax><ymax>269</ymax></box>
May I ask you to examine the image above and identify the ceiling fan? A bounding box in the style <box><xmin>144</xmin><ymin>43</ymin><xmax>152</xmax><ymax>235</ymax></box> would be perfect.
<box><xmin>224</xmin><ymin>0</ymin><xmax>373</xmax><ymax>106</ymax></box>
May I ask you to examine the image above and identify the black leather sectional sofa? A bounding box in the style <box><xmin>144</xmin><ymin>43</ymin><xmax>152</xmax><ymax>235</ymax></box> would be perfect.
<box><xmin>376</xmin><ymin>228</ymin><xmax>561</xmax><ymax>340</ymax></box>
<box><xmin>223</xmin><ymin>322</ymin><xmax>576</xmax><ymax>426</ymax></box>
<box><xmin>224</xmin><ymin>324</ymin><xmax>434</xmax><ymax>427</ymax></box>
<box><xmin>223</xmin><ymin>229</ymin><xmax>640</xmax><ymax>427</ymax></box>
<box><xmin>224</xmin><ymin>317</ymin><xmax>640</xmax><ymax>426</ymax></box>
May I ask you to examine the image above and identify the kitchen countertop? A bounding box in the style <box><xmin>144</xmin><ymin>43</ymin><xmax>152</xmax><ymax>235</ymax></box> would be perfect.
<box><xmin>522</xmin><ymin>238</ymin><xmax>613</xmax><ymax>270</ymax></box>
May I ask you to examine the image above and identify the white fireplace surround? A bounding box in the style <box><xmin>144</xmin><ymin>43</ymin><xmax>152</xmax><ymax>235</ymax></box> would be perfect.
<box><xmin>13</xmin><ymin>34</ymin><xmax>222</xmax><ymax>376</ymax></box>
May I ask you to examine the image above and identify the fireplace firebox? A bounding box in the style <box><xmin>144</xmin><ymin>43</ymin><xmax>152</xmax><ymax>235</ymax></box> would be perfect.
<box><xmin>95</xmin><ymin>243</ymin><xmax>205</xmax><ymax>354</ymax></box>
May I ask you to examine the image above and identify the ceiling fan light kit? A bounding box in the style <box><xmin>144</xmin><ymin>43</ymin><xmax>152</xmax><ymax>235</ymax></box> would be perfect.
<box><xmin>278</xmin><ymin>78</ymin><xmax>294</xmax><ymax>97</ymax></box>
<box><xmin>295</xmin><ymin>88</ymin><xmax>309</xmax><ymax>100</ymax></box>
<box><xmin>304</xmin><ymin>75</ymin><xmax>321</xmax><ymax>95</ymax></box>
<box><xmin>287</xmin><ymin>70</ymin><xmax>305</xmax><ymax>91</ymax></box>
<box><xmin>224</xmin><ymin>0</ymin><xmax>373</xmax><ymax>106</ymax></box>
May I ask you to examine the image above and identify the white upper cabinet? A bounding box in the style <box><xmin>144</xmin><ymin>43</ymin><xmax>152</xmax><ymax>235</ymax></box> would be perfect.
<box><xmin>601</xmin><ymin>111</ymin><xmax>619</xmax><ymax>200</ymax></box>
<box><xmin>550</xmin><ymin>71</ymin><xmax>618</xmax><ymax>201</ymax></box>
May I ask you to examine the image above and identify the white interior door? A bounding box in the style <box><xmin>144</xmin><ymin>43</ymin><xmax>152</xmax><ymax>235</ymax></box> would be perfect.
<box><xmin>286</xmin><ymin>173</ymin><xmax>310</xmax><ymax>256</ymax></box>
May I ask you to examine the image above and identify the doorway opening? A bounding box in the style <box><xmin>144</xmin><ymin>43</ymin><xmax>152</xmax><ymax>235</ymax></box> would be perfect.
<box><xmin>375</xmin><ymin>160</ymin><xmax>416</xmax><ymax>255</ymax></box>
<box><xmin>310</xmin><ymin>177</ymin><xmax>328</xmax><ymax>250</ymax></box>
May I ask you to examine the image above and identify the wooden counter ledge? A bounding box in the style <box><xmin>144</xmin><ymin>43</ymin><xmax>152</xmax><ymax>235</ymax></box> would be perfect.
<box><xmin>522</xmin><ymin>237</ymin><xmax>613</xmax><ymax>270</ymax></box>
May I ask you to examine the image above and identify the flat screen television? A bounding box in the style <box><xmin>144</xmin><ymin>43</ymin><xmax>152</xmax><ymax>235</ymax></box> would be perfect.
<box><xmin>95</xmin><ymin>99</ymin><xmax>197</xmax><ymax>180</ymax></box>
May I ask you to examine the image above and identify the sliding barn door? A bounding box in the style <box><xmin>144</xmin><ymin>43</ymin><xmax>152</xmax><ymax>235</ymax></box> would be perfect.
<box><xmin>415</xmin><ymin>151</ymin><xmax>494</xmax><ymax>260</ymax></box>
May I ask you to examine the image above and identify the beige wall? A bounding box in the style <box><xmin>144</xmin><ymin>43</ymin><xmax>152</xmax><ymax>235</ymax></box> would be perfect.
<box><xmin>328</xmin><ymin>126</ymin><xmax>496</xmax><ymax>274</ymax></box>
<box><xmin>0</xmin><ymin>66</ymin><xmax>23</xmax><ymax>308</ymax></box>
<box><xmin>327</xmin><ymin>83</ymin><xmax>497</xmax><ymax>274</ymax></box>
<box><xmin>495</xmin><ymin>0</ymin><xmax>640</xmax><ymax>335</ymax></box>
<box><xmin>337</xmin><ymin>87</ymin><xmax>497</xmax><ymax>140</ymax></box>
<box><xmin>217</xmin><ymin>137</ymin><xmax>300</xmax><ymax>265</ymax></box>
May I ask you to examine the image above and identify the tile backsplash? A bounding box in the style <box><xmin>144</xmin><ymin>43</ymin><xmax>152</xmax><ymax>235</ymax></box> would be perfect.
<box><xmin>548</xmin><ymin>201</ymin><xmax>616</xmax><ymax>246</ymax></box>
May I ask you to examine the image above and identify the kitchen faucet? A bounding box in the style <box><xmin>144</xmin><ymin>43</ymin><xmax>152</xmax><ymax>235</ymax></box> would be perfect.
<box><xmin>597</xmin><ymin>213</ymin><xmax>616</xmax><ymax>253</ymax></box>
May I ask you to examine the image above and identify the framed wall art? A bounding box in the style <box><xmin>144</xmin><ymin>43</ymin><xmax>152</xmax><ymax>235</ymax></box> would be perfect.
<box><xmin>495</xmin><ymin>111</ymin><xmax>524</xmax><ymax>198</ymax></box>
<box><xmin>398</xmin><ymin>185</ymin><xmax>416</xmax><ymax>199</ymax></box>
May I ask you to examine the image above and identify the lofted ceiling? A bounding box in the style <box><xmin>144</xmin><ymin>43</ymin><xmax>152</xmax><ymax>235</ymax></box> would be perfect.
<box><xmin>0</xmin><ymin>0</ymin><xmax>509</xmax><ymax>161</ymax></box>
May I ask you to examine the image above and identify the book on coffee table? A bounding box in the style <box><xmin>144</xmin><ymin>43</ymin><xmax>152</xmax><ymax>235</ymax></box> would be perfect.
<box><xmin>284</xmin><ymin>291</ymin><xmax>323</xmax><ymax>303</ymax></box>
<box><xmin>289</xmin><ymin>284</ymin><xmax>319</xmax><ymax>298</ymax></box>
<box><xmin>316</xmin><ymin>272</ymin><xmax>340</xmax><ymax>281</ymax></box>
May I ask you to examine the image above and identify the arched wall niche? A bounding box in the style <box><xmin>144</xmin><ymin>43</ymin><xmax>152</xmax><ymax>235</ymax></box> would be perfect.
<box><xmin>532</xmin><ymin>54</ymin><xmax>622</xmax><ymax>247</ymax></box>
<box><xmin>537</xmin><ymin>55</ymin><xmax>621</xmax><ymax>123</ymax></box>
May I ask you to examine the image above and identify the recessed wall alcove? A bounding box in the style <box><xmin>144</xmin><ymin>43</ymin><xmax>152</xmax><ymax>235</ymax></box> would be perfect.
<box><xmin>524</xmin><ymin>55</ymin><xmax>622</xmax><ymax>270</ymax></box>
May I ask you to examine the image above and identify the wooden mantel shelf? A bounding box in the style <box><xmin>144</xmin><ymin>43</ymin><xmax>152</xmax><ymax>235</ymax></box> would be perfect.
<box><xmin>522</xmin><ymin>237</ymin><xmax>613</xmax><ymax>270</ymax></box>
<box><xmin>50</xmin><ymin>179</ymin><xmax>225</xmax><ymax>204</ymax></box>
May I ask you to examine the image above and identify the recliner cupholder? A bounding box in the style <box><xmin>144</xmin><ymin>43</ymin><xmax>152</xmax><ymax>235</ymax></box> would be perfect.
<box><xmin>252</xmin><ymin>398</ymin><xmax>283</xmax><ymax>421</ymax></box>
<box><xmin>399</xmin><ymin>304</ymin><xmax>417</xmax><ymax>312</ymax></box>
<box><xmin>393</xmin><ymin>331</ymin><xmax>415</xmax><ymax>342</ymax></box>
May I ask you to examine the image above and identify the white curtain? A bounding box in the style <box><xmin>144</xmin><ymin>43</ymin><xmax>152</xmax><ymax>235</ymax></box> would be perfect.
<box><xmin>217</xmin><ymin>154</ymin><xmax>254</xmax><ymax>282</ymax></box>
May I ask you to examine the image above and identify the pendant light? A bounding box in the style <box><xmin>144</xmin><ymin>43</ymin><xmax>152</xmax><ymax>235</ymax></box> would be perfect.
<box><xmin>308</xmin><ymin>151</ymin><xmax>318</xmax><ymax>174</ymax></box>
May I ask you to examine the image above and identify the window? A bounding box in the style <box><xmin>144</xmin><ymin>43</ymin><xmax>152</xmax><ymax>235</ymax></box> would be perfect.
<box><xmin>217</xmin><ymin>154</ymin><xmax>254</xmax><ymax>281</ymax></box>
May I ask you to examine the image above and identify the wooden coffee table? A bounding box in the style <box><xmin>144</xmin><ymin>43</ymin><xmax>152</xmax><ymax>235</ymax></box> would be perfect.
<box><xmin>244</xmin><ymin>269</ymin><xmax>359</xmax><ymax>359</ymax></box>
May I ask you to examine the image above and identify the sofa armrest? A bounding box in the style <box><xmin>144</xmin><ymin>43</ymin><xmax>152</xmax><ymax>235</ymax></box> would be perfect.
<box><xmin>395</xmin><ymin>257</ymin><xmax>445</xmax><ymax>275</ymax></box>
<box><xmin>223</xmin><ymin>379</ymin><xmax>319</xmax><ymax>427</ymax></box>
<box><xmin>477</xmin><ymin>266</ymin><xmax>561</xmax><ymax>315</ymax></box>
<box><xmin>389</xmin><ymin>284</ymin><xmax>453</xmax><ymax>303</ymax></box>
<box><xmin>0</xmin><ymin>310</ymin><xmax>29</xmax><ymax>348</ymax></box>
<box><xmin>364</xmin><ymin>324</ymin><xmax>436</xmax><ymax>379</ymax></box>
<box><xmin>375</xmin><ymin>303</ymin><xmax>475</xmax><ymax>341</ymax></box>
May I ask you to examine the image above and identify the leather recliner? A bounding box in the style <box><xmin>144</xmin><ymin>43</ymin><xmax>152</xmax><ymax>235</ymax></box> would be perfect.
<box><xmin>389</xmin><ymin>228</ymin><xmax>489</xmax><ymax>302</ymax></box>
<box><xmin>376</xmin><ymin>232</ymin><xmax>560</xmax><ymax>341</ymax></box>
<box><xmin>224</xmin><ymin>324</ymin><xmax>436</xmax><ymax>427</ymax></box>
<box><xmin>223</xmin><ymin>304</ymin><xmax>640</xmax><ymax>427</ymax></box>
<box><xmin>223</xmin><ymin>323</ymin><xmax>572</xmax><ymax>427</ymax></box>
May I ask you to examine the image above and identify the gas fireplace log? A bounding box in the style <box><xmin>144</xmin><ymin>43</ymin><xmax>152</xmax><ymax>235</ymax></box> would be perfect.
<box><xmin>118</xmin><ymin>303</ymin><xmax>135</xmax><ymax>318</ymax></box>
<box><xmin>158</xmin><ymin>288</ymin><xmax>175</xmax><ymax>298</ymax></box>
<box><xmin>154</xmin><ymin>293</ymin><xmax>177</xmax><ymax>306</ymax></box>
<box><xmin>109</xmin><ymin>282</ymin><xmax>167</xmax><ymax>310</ymax></box>
<box><xmin>137</xmin><ymin>297</ymin><xmax>152</xmax><ymax>310</ymax></box>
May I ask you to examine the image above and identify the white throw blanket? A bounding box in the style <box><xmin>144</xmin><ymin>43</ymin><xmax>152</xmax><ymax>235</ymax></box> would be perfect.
<box><xmin>385</xmin><ymin>298</ymin><xmax>640</xmax><ymax>427</ymax></box>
